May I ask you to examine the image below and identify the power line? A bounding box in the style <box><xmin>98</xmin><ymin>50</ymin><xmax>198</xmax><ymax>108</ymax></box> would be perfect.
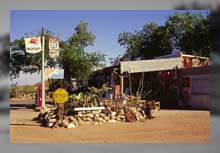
<box><xmin>24</xmin><ymin>28</ymin><xmax>61</xmax><ymax>38</ymax></box>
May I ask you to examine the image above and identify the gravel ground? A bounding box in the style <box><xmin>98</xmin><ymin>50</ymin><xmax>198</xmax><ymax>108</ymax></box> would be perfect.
<box><xmin>10</xmin><ymin>108</ymin><xmax>210</xmax><ymax>143</ymax></box>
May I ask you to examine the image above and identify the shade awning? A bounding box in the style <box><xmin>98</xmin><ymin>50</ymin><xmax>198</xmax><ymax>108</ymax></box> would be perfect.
<box><xmin>120</xmin><ymin>57</ymin><xmax>182</xmax><ymax>74</ymax></box>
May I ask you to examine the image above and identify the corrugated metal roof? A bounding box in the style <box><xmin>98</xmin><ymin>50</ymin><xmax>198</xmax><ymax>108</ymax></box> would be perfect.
<box><xmin>120</xmin><ymin>57</ymin><xmax>182</xmax><ymax>74</ymax></box>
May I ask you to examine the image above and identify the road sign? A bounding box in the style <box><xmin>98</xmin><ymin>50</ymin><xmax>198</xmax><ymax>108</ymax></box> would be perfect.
<box><xmin>49</xmin><ymin>38</ymin><xmax>59</xmax><ymax>58</ymax></box>
<box><xmin>53</xmin><ymin>88</ymin><xmax>69</xmax><ymax>103</ymax></box>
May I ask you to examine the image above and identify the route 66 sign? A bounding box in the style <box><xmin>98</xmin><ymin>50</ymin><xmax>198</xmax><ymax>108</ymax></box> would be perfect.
<box><xmin>49</xmin><ymin>38</ymin><xmax>59</xmax><ymax>49</ymax></box>
<box><xmin>49</xmin><ymin>38</ymin><xmax>59</xmax><ymax>58</ymax></box>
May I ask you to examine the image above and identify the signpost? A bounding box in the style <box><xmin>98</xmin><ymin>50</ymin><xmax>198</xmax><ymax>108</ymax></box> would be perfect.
<box><xmin>41</xmin><ymin>28</ymin><xmax>46</xmax><ymax>109</ymax></box>
<box><xmin>53</xmin><ymin>88</ymin><xmax>69</xmax><ymax>104</ymax></box>
<box><xmin>24</xmin><ymin>28</ymin><xmax>60</xmax><ymax>110</ymax></box>
<box><xmin>53</xmin><ymin>88</ymin><xmax>69</xmax><ymax>128</ymax></box>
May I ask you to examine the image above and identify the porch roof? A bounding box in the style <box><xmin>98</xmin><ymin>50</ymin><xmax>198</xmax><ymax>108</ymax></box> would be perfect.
<box><xmin>120</xmin><ymin>57</ymin><xmax>182</xmax><ymax>74</ymax></box>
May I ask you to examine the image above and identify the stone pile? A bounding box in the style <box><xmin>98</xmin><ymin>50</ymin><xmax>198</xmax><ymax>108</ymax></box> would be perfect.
<box><xmin>37</xmin><ymin>103</ymin><xmax>160</xmax><ymax>128</ymax></box>
<box><xmin>37</xmin><ymin>108</ymin><xmax>59</xmax><ymax>128</ymax></box>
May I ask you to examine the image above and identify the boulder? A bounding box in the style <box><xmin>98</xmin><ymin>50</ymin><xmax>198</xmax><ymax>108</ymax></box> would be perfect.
<box><xmin>110</xmin><ymin>116</ymin><xmax>116</xmax><ymax>120</ymax></box>
<box><xmin>47</xmin><ymin>122</ymin><xmax>54</xmax><ymax>128</ymax></box>
<box><xmin>81</xmin><ymin>117</ymin><xmax>87</xmax><ymax>121</ymax></box>
<box><xmin>111</xmin><ymin>111</ymin><xmax>117</xmax><ymax>116</ymax></box>
<box><xmin>77</xmin><ymin>113</ymin><xmax>83</xmax><ymax>117</ymax></box>
<box><xmin>87</xmin><ymin>113</ymin><xmax>94</xmax><ymax>118</ymax></box>
<box><xmin>67</xmin><ymin>123</ymin><xmax>76</xmax><ymax>128</ymax></box>
<box><xmin>118</xmin><ymin>109</ymin><xmax>125</xmax><ymax>115</ymax></box>
<box><xmin>102</xmin><ymin>108</ymin><xmax>111</xmax><ymax>116</ymax></box>
<box><xmin>50</xmin><ymin>114</ymin><xmax>57</xmax><ymax>118</ymax></box>
<box><xmin>92</xmin><ymin>121</ymin><xmax>99</xmax><ymax>125</ymax></box>
<box><xmin>78</xmin><ymin>120</ymin><xmax>85</xmax><ymax>126</ymax></box>
<box><xmin>100</xmin><ymin>113</ymin><xmax>106</xmax><ymax>118</ymax></box>
<box><xmin>94</xmin><ymin>116</ymin><xmax>99</xmax><ymax>121</ymax></box>
<box><xmin>49</xmin><ymin>118</ymin><xmax>57</xmax><ymax>123</ymax></box>
<box><xmin>104</xmin><ymin>116</ymin><xmax>110</xmax><ymax>121</ymax></box>
<box><xmin>62</xmin><ymin>119</ymin><xmax>69</xmax><ymax>127</ymax></box>
<box><xmin>86</xmin><ymin>117</ymin><xmax>93</xmax><ymax>122</ymax></box>
<box><xmin>125</xmin><ymin>111</ymin><xmax>137</xmax><ymax>122</ymax></box>
<box><xmin>97</xmin><ymin>110</ymin><xmax>102</xmax><ymax>113</ymax></box>
<box><xmin>115</xmin><ymin>117</ymin><xmax>121</xmax><ymax>121</ymax></box>
<box><xmin>117</xmin><ymin>115</ymin><xmax>125</xmax><ymax>119</ymax></box>
<box><xmin>108</xmin><ymin>119</ymin><xmax>117</xmax><ymax>123</ymax></box>
<box><xmin>97</xmin><ymin>117</ymin><xmax>104</xmax><ymax>122</ymax></box>
<box><xmin>68</xmin><ymin>116</ymin><xmax>74</xmax><ymax>121</ymax></box>
<box><xmin>94</xmin><ymin>114</ymin><xmax>99</xmax><ymax>118</ymax></box>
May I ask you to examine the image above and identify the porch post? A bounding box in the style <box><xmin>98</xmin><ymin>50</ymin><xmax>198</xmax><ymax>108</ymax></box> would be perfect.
<box><xmin>120</xmin><ymin>75</ymin><xmax>124</xmax><ymax>95</ymax></box>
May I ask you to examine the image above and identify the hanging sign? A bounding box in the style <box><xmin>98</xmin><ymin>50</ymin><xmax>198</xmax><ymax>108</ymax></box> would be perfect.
<box><xmin>44</xmin><ymin>68</ymin><xmax>64</xmax><ymax>80</ymax></box>
<box><xmin>24</xmin><ymin>37</ymin><xmax>42</xmax><ymax>54</ymax></box>
<box><xmin>49</xmin><ymin>38</ymin><xmax>59</xmax><ymax>58</ymax></box>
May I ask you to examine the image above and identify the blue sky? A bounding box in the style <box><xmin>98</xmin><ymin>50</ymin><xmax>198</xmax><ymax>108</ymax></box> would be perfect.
<box><xmin>10</xmin><ymin>10</ymin><xmax>209</xmax><ymax>85</ymax></box>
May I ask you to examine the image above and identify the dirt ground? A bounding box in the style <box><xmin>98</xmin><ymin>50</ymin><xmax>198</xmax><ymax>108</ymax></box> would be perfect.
<box><xmin>10</xmin><ymin>108</ymin><xmax>210</xmax><ymax>143</ymax></box>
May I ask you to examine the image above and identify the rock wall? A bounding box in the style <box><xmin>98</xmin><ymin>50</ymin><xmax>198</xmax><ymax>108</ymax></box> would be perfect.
<box><xmin>37</xmin><ymin>104</ymin><xmax>160</xmax><ymax>128</ymax></box>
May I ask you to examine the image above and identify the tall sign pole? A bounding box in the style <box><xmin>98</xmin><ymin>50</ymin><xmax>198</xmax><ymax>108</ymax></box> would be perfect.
<box><xmin>24</xmin><ymin>28</ymin><xmax>60</xmax><ymax>110</ymax></box>
<box><xmin>41</xmin><ymin>27</ymin><xmax>46</xmax><ymax>109</ymax></box>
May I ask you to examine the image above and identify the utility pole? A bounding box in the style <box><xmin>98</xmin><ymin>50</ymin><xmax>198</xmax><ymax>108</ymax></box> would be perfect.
<box><xmin>41</xmin><ymin>27</ymin><xmax>46</xmax><ymax>109</ymax></box>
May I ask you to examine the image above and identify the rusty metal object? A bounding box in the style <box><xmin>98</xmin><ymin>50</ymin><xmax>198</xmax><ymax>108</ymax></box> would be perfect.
<box><xmin>102</xmin><ymin>107</ymin><xmax>111</xmax><ymax>116</ymax></box>
<box><xmin>145</xmin><ymin>101</ymin><xmax>156</xmax><ymax>109</ymax></box>
<box><xmin>125</xmin><ymin>108</ymin><xmax>137</xmax><ymax>122</ymax></box>
<box><xmin>125</xmin><ymin>111</ymin><xmax>136</xmax><ymax>122</ymax></box>
<box><xmin>141</xmin><ymin>101</ymin><xmax>160</xmax><ymax>119</ymax></box>
<box><xmin>144</xmin><ymin>107</ymin><xmax>154</xmax><ymax>119</ymax></box>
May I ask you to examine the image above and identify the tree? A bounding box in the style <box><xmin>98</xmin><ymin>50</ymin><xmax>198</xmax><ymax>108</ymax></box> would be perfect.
<box><xmin>67</xmin><ymin>21</ymin><xmax>96</xmax><ymax>50</ymax></box>
<box><xmin>85</xmin><ymin>52</ymin><xmax>106</xmax><ymax>69</ymax></box>
<box><xmin>165</xmin><ymin>12</ymin><xmax>210</xmax><ymax>57</ymax></box>
<box><xmin>118</xmin><ymin>12</ymin><xmax>210</xmax><ymax>60</ymax></box>
<box><xmin>139</xmin><ymin>23</ymin><xmax>172</xmax><ymax>59</ymax></box>
<box><xmin>118</xmin><ymin>22</ymin><xmax>172</xmax><ymax>60</ymax></box>
<box><xmin>10</xmin><ymin>21</ymin><xmax>106</xmax><ymax>86</ymax></box>
<box><xmin>59</xmin><ymin>21</ymin><xmax>105</xmax><ymax>86</ymax></box>
<box><xmin>118</xmin><ymin>32</ymin><xmax>141</xmax><ymax>59</ymax></box>
<box><xmin>59</xmin><ymin>42</ymin><xmax>93</xmax><ymax>86</ymax></box>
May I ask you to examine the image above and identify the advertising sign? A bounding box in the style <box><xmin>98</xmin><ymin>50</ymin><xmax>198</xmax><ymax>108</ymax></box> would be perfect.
<box><xmin>44</xmin><ymin>68</ymin><xmax>64</xmax><ymax>80</ymax></box>
<box><xmin>24</xmin><ymin>37</ymin><xmax>42</xmax><ymax>54</ymax></box>
<box><xmin>49</xmin><ymin>38</ymin><xmax>59</xmax><ymax>58</ymax></box>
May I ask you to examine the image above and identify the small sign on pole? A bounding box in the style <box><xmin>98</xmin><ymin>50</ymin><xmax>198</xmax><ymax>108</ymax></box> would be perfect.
<box><xmin>53</xmin><ymin>88</ymin><xmax>69</xmax><ymax>104</ymax></box>
<box><xmin>24</xmin><ymin>37</ymin><xmax>42</xmax><ymax>54</ymax></box>
<box><xmin>52</xmin><ymin>88</ymin><xmax>69</xmax><ymax>128</ymax></box>
<box><xmin>49</xmin><ymin>38</ymin><xmax>59</xmax><ymax>58</ymax></box>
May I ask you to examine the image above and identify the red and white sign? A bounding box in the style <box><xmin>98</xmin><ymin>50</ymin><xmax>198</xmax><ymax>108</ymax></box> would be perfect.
<box><xmin>24</xmin><ymin>37</ymin><xmax>42</xmax><ymax>54</ymax></box>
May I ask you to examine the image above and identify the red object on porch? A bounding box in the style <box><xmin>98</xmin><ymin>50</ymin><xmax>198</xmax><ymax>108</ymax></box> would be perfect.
<box><xmin>114</xmin><ymin>84</ymin><xmax>120</xmax><ymax>100</ymax></box>
<box><xmin>183</xmin><ymin>77</ymin><xmax>190</xmax><ymax>87</ymax></box>
<box><xmin>37</xmin><ymin>85</ymin><xmax>42</xmax><ymax>108</ymax></box>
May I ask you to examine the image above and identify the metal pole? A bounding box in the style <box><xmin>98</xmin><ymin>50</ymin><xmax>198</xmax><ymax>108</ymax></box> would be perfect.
<box><xmin>41</xmin><ymin>27</ymin><xmax>46</xmax><ymax>109</ymax></box>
